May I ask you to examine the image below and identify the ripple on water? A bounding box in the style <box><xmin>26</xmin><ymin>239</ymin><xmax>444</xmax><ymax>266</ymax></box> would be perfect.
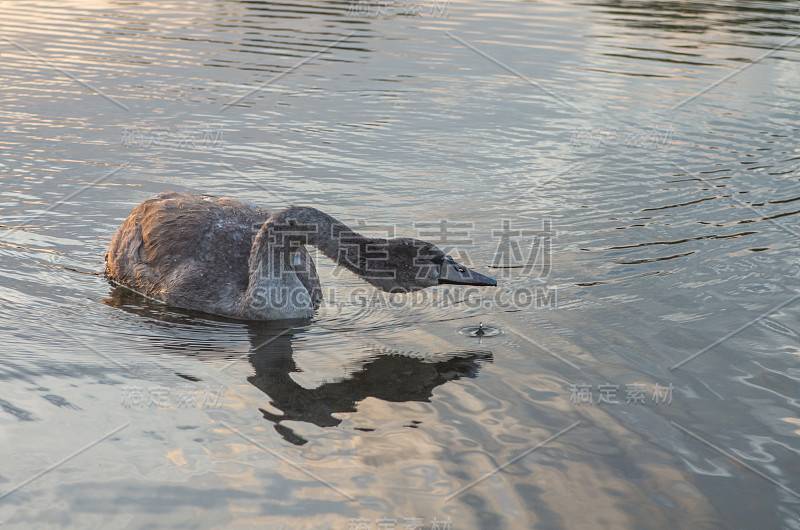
<box><xmin>2</xmin><ymin>0</ymin><xmax>800</xmax><ymax>527</ymax></box>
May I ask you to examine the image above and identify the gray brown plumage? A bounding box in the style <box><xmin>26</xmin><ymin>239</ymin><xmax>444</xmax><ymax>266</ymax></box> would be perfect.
<box><xmin>105</xmin><ymin>191</ymin><xmax>495</xmax><ymax>320</ymax></box>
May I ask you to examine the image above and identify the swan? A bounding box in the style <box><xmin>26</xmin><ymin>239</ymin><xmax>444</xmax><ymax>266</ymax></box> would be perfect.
<box><xmin>105</xmin><ymin>191</ymin><xmax>496</xmax><ymax>320</ymax></box>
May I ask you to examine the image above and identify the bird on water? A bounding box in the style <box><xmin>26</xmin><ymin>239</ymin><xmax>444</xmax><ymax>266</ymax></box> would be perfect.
<box><xmin>105</xmin><ymin>191</ymin><xmax>497</xmax><ymax>320</ymax></box>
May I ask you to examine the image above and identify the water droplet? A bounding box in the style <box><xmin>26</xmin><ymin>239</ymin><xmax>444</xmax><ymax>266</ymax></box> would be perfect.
<box><xmin>458</xmin><ymin>323</ymin><xmax>501</xmax><ymax>338</ymax></box>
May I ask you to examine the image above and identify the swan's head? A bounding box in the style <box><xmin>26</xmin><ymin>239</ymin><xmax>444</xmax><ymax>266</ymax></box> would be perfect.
<box><xmin>365</xmin><ymin>238</ymin><xmax>497</xmax><ymax>292</ymax></box>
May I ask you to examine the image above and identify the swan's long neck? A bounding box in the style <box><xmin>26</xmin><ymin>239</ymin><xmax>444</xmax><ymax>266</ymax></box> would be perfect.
<box><xmin>250</xmin><ymin>206</ymin><xmax>377</xmax><ymax>278</ymax></box>
<box><xmin>241</xmin><ymin>206</ymin><xmax>380</xmax><ymax>317</ymax></box>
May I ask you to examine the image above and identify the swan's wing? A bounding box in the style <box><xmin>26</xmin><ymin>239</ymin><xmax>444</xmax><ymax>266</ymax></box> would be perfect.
<box><xmin>106</xmin><ymin>192</ymin><xmax>269</xmax><ymax>308</ymax></box>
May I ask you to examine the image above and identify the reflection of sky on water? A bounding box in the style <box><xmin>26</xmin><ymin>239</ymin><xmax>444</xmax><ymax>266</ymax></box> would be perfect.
<box><xmin>1</xmin><ymin>0</ymin><xmax>799</xmax><ymax>527</ymax></box>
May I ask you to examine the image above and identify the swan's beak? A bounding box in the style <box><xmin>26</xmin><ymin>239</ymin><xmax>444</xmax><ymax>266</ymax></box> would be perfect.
<box><xmin>438</xmin><ymin>256</ymin><xmax>497</xmax><ymax>286</ymax></box>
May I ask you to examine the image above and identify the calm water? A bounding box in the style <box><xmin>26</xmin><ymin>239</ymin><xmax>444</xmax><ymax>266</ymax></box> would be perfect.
<box><xmin>2</xmin><ymin>0</ymin><xmax>800</xmax><ymax>528</ymax></box>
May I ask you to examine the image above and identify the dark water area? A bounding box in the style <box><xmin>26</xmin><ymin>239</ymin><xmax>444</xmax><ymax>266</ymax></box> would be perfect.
<box><xmin>1</xmin><ymin>0</ymin><xmax>799</xmax><ymax>528</ymax></box>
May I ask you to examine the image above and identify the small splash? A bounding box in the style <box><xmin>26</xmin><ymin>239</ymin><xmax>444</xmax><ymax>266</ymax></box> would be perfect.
<box><xmin>458</xmin><ymin>322</ymin><xmax>501</xmax><ymax>338</ymax></box>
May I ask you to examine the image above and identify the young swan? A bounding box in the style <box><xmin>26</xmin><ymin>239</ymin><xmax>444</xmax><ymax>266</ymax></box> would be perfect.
<box><xmin>105</xmin><ymin>191</ymin><xmax>496</xmax><ymax>320</ymax></box>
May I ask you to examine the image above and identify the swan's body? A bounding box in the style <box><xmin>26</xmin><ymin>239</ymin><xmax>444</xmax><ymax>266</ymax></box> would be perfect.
<box><xmin>106</xmin><ymin>191</ymin><xmax>495</xmax><ymax>320</ymax></box>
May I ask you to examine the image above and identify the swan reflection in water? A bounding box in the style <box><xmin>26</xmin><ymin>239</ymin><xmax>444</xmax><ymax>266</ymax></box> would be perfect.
<box><xmin>104</xmin><ymin>286</ymin><xmax>493</xmax><ymax>445</ymax></box>
<box><xmin>247</xmin><ymin>322</ymin><xmax>492</xmax><ymax>445</ymax></box>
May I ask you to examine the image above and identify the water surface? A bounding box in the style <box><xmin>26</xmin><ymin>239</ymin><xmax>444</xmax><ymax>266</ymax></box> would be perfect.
<box><xmin>1</xmin><ymin>0</ymin><xmax>800</xmax><ymax>528</ymax></box>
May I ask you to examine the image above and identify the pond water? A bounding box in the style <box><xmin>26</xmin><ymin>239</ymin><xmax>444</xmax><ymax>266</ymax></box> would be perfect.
<box><xmin>1</xmin><ymin>0</ymin><xmax>800</xmax><ymax>528</ymax></box>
